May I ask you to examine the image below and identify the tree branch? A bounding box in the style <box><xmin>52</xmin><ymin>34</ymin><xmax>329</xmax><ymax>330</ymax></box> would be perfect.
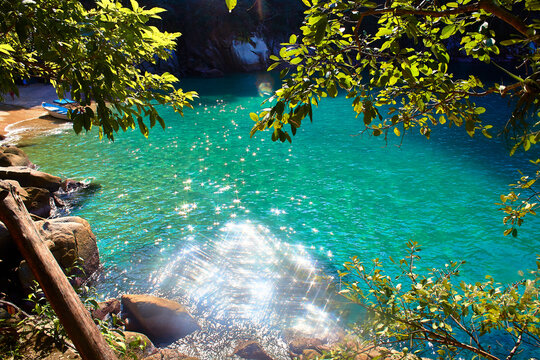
<box><xmin>354</xmin><ymin>0</ymin><xmax>538</xmax><ymax>48</ymax></box>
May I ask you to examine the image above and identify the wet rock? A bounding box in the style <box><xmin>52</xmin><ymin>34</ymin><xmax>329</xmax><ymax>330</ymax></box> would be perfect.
<box><xmin>91</xmin><ymin>298</ymin><xmax>121</xmax><ymax>320</ymax></box>
<box><xmin>122</xmin><ymin>294</ymin><xmax>200</xmax><ymax>344</ymax></box>
<box><xmin>232</xmin><ymin>340</ymin><xmax>274</xmax><ymax>360</ymax></box>
<box><xmin>0</xmin><ymin>146</ymin><xmax>34</xmax><ymax>167</ymax></box>
<box><xmin>17</xmin><ymin>217</ymin><xmax>99</xmax><ymax>291</ymax></box>
<box><xmin>61</xmin><ymin>179</ymin><xmax>85</xmax><ymax>192</ymax></box>
<box><xmin>0</xmin><ymin>166</ymin><xmax>62</xmax><ymax>191</ymax></box>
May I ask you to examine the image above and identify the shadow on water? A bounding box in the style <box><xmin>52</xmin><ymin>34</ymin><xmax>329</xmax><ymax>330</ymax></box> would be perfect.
<box><xmin>149</xmin><ymin>222</ymin><xmax>347</xmax><ymax>359</ymax></box>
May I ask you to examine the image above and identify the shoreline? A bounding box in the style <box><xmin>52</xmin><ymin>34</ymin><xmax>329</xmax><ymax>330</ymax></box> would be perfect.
<box><xmin>0</xmin><ymin>84</ymin><xmax>72</xmax><ymax>145</ymax></box>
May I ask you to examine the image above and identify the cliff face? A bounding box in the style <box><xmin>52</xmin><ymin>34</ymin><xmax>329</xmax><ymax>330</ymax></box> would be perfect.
<box><xmin>136</xmin><ymin>0</ymin><xmax>305</xmax><ymax>77</ymax></box>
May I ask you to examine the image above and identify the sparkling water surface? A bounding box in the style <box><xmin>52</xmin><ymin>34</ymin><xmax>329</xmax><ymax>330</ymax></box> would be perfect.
<box><xmin>22</xmin><ymin>72</ymin><xmax>540</xmax><ymax>358</ymax></box>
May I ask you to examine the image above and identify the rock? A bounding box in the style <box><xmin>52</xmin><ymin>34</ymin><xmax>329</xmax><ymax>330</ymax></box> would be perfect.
<box><xmin>123</xmin><ymin>331</ymin><xmax>156</xmax><ymax>359</ymax></box>
<box><xmin>0</xmin><ymin>146</ymin><xmax>33</xmax><ymax>167</ymax></box>
<box><xmin>231</xmin><ymin>36</ymin><xmax>269</xmax><ymax>71</ymax></box>
<box><xmin>288</xmin><ymin>337</ymin><xmax>325</xmax><ymax>355</ymax></box>
<box><xmin>143</xmin><ymin>349</ymin><xmax>199</xmax><ymax>360</ymax></box>
<box><xmin>91</xmin><ymin>298</ymin><xmax>121</xmax><ymax>320</ymax></box>
<box><xmin>0</xmin><ymin>166</ymin><xmax>62</xmax><ymax>192</ymax></box>
<box><xmin>21</xmin><ymin>186</ymin><xmax>53</xmax><ymax>218</ymax></box>
<box><xmin>299</xmin><ymin>349</ymin><xmax>323</xmax><ymax>359</ymax></box>
<box><xmin>0</xmin><ymin>180</ymin><xmax>52</xmax><ymax>217</ymax></box>
<box><xmin>61</xmin><ymin>179</ymin><xmax>85</xmax><ymax>192</ymax></box>
<box><xmin>193</xmin><ymin>65</ymin><xmax>225</xmax><ymax>78</ymax></box>
<box><xmin>17</xmin><ymin>217</ymin><xmax>99</xmax><ymax>290</ymax></box>
<box><xmin>232</xmin><ymin>340</ymin><xmax>274</xmax><ymax>360</ymax></box>
<box><xmin>121</xmin><ymin>294</ymin><xmax>200</xmax><ymax>344</ymax></box>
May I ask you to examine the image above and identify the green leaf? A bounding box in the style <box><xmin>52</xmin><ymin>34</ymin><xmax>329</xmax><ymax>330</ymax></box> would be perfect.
<box><xmin>327</xmin><ymin>82</ymin><xmax>338</xmax><ymax>98</ymax></box>
<box><xmin>500</xmin><ymin>39</ymin><xmax>524</xmax><ymax>46</ymax></box>
<box><xmin>289</xmin><ymin>34</ymin><xmax>297</xmax><ymax>44</ymax></box>
<box><xmin>313</xmin><ymin>15</ymin><xmax>328</xmax><ymax>44</ymax></box>
<box><xmin>440</xmin><ymin>24</ymin><xmax>456</xmax><ymax>39</ymax></box>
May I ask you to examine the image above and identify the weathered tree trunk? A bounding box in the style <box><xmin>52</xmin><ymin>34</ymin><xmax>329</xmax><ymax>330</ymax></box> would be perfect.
<box><xmin>0</xmin><ymin>181</ymin><xmax>117</xmax><ymax>360</ymax></box>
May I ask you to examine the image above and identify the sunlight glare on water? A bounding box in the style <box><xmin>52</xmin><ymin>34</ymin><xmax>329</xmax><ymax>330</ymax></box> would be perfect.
<box><xmin>153</xmin><ymin>222</ymin><xmax>340</xmax><ymax>335</ymax></box>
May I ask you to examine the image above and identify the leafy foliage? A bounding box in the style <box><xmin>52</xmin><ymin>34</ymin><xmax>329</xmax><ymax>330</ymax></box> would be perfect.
<box><xmin>1</xmin><ymin>260</ymin><xmax>145</xmax><ymax>359</ymax></box>
<box><xmin>334</xmin><ymin>242</ymin><xmax>540</xmax><ymax>360</ymax></box>
<box><xmin>0</xmin><ymin>0</ymin><xmax>197</xmax><ymax>140</ymax></box>
<box><xmin>252</xmin><ymin>0</ymin><xmax>539</xmax><ymax>143</ymax></box>
<box><xmin>251</xmin><ymin>0</ymin><xmax>540</xmax><ymax>233</ymax></box>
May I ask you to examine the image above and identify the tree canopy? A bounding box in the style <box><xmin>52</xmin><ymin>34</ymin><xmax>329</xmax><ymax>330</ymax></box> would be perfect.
<box><xmin>0</xmin><ymin>0</ymin><xmax>197</xmax><ymax>140</ymax></box>
<box><xmin>251</xmin><ymin>0</ymin><xmax>540</xmax><ymax>234</ymax></box>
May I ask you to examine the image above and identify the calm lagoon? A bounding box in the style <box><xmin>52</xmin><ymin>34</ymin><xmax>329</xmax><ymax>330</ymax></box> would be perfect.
<box><xmin>22</xmin><ymin>72</ymin><xmax>540</xmax><ymax>356</ymax></box>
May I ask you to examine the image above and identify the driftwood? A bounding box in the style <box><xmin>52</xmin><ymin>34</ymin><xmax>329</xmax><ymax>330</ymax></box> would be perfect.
<box><xmin>0</xmin><ymin>181</ymin><xmax>117</xmax><ymax>360</ymax></box>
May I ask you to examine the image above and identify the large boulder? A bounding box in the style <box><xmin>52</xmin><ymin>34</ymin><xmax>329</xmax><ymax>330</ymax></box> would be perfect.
<box><xmin>121</xmin><ymin>294</ymin><xmax>200</xmax><ymax>344</ymax></box>
<box><xmin>0</xmin><ymin>167</ymin><xmax>62</xmax><ymax>192</ymax></box>
<box><xmin>17</xmin><ymin>217</ymin><xmax>100</xmax><ymax>290</ymax></box>
<box><xmin>0</xmin><ymin>146</ymin><xmax>34</xmax><ymax>167</ymax></box>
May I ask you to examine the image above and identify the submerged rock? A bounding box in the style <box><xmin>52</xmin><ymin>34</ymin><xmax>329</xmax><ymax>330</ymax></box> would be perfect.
<box><xmin>122</xmin><ymin>294</ymin><xmax>200</xmax><ymax>344</ymax></box>
<box><xmin>232</xmin><ymin>340</ymin><xmax>275</xmax><ymax>360</ymax></box>
<box><xmin>142</xmin><ymin>348</ymin><xmax>199</xmax><ymax>360</ymax></box>
<box><xmin>288</xmin><ymin>337</ymin><xmax>325</xmax><ymax>357</ymax></box>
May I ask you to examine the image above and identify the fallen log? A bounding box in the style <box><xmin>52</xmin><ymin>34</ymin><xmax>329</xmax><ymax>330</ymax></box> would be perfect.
<box><xmin>0</xmin><ymin>181</ymin><xmax>117</xmax><ymax>360</ymax></box>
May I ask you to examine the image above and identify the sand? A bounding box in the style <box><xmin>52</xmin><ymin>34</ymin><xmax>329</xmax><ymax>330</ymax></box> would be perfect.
<box><xmin>0</xmin><ymin>84</ymin><xmax>73</xmax><ymax>145</ymax></box>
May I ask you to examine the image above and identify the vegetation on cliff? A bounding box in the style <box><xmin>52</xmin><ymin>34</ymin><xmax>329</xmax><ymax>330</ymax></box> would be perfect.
<box><xmin>1</xmin><ymin>0</ymin><xmax>196</xmax><ymax>140</ymax></box>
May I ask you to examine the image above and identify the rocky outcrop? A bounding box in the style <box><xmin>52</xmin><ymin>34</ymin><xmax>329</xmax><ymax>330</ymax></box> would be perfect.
<box><xmin>17</xmin><ymin>217</ymin><xmax>100</xmax><ymax>291</ymax></box>
<box><xmin>0</xmin><ymin>166</ymin><xmax>62</xmax><ymax>192</ymax></box>
<box><xmin>231</xmin><ymin>36</ymin><xmax>270</xmax><ymax>72</ymax></box>
<box><xmin>0</xmin><ymin>146</ymin><xmax>34</xmax><ymax>168</ymax></box>
<box><xmin>121</xmin><ymin>294</ymin><xmax>200</xmax><ymax>344</ymax></box>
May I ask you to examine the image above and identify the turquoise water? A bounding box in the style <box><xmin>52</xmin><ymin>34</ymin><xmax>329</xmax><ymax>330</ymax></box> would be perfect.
<box><xmin>22</xmin><ymin>73</ymin><xmax>540</xmax><ymax>356</ymax></box>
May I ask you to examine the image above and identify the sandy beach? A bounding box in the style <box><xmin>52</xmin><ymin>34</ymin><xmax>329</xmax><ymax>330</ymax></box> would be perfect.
<box><xmin>0</xmin><ymin>84</ymin><xmax>72</xmax><ymax>145</ymax></box>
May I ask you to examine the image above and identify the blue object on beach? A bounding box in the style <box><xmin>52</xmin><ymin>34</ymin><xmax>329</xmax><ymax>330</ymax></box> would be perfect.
<box><xmin>53</xmin><ymin>99</ymin><xmax>77</xmax><ymax>105</ymax></box>
<box><xmin>42</xmin><ymin>102</ymin><xmax>69</xmax><ymax>120</ymax></box>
